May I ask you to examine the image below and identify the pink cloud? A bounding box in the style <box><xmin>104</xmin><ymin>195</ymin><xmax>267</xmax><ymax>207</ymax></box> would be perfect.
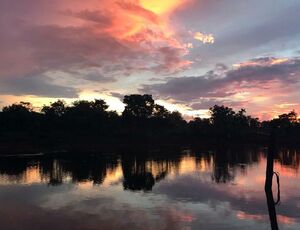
<box><xmin>0</xmin><ymin>0</ymin><xmax>193</xmax><ymax>97</ymax></box>
<box><xmin>142</xmin><ymin>57</ymin><xmax>300</xmax><ymax>119</ymax></box>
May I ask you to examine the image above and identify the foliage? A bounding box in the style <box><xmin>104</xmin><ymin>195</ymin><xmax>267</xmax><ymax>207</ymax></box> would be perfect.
<box><xmin>122</xmin><ymin>94</ymin><xmax>154</xmax><ymax>119</ymax></box>
<box><xmin>0</xmin><ymin>95</ymin><xmax>300</xmax><ymax>143</ymax></box>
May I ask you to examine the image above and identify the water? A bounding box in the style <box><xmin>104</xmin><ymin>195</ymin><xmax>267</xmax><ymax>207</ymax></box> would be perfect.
<box><xmin>0</xmin><ymin>146</ymin><xmax>299</xmax><ymax>230</ymax></box>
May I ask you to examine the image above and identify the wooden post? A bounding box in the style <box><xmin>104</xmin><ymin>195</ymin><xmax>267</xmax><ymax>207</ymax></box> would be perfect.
<box><xmin>264</xmin><ymin>131</ymin><xmax>279</xmax><ymax>230</ymax></box>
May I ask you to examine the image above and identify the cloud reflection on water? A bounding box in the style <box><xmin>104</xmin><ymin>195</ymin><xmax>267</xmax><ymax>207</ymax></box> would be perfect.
<box><xmin>0</xmin><ymin>147</ymin><xmax>299</xmax><ymax>229</ymax></box>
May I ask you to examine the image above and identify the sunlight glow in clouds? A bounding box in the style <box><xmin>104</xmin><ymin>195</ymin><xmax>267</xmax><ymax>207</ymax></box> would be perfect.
<box><xmin>0</xmin><ymin>0</ymin><xmax>199</xmax><ymax>107</ymax></box>
<box><xmin>1</xmin><ymin>0</ymin><xmax>300</xmax><ymax>119</ymax></box>
<box><xmin>99</xmin><ymin>0</ymin><xmax>192</xmax><ymax>55</ymax></box>
<box><xmin>233</xmin><ymin>57</ymin><xmax>289</xmax><ymax>68</ymax></box>
<box><xmin>140</xmin><ymin>0</ymin><xmax>190</xmax><ymax>15</ymax></box>
<box><xmin>142</xmin><ymin>56</ymin><xmax>300</xmax><ymax>120</ymax></box>
<box><xmin>194</xmin><ymin>32</ymin><xmax>215</xmax><ymax>44</ymax></box>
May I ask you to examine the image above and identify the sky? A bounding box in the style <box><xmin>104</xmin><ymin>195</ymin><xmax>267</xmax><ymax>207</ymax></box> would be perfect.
<box><xmin>1</xmin><ymin>0</ymin><xmax>300</xmax><ymax>120</ymax></box>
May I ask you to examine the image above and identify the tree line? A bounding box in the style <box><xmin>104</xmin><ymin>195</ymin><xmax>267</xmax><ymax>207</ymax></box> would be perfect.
<box><xmin>0</xmin><ymin>94</ymin><xmax>299</xmax><ymax>145</ymax></box>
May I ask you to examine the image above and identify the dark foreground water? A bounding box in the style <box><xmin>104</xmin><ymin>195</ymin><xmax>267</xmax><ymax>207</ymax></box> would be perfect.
<box><xmin>0</xmin><ymin>146</ymin><xmax>299</xmax><ymax>230</ymax></box>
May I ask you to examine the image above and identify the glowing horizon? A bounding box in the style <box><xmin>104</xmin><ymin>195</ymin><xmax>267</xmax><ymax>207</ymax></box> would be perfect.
<box><xmin>0</xmin><ymin>0</ymin><xmax>300</xmax><ymax>120</ymax></box>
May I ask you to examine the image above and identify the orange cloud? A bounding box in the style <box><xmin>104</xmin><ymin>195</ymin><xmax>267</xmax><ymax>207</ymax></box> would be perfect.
<box><xmin>0</xmin><ymin>0</ymin><xmax>195</xmax><ymax>86</ymax></box>
<box><xmin>140</xmin><ymin>0</ymin><xmax>190</xmax><ymax>15</ymax></box>
<box><xmin>233</xmin><ymin>57</ymin><xmax>289</xmax><ymax>68</ymax></box>
<box><xmin>277</xmin><ymin>215</ymin><xmax>296</xmax><ymax>225</ymax></box>
<box><xmin>66</xmin><ymin>0</ymin><xmax>193</xmax><ymax>73</ymax></box>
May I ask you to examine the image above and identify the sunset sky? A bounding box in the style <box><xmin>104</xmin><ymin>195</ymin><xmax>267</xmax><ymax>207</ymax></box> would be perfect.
<box><xmin>1</xmin><ymin>0</ymin><xmax>300</xmax><ymax>120</ymax></box>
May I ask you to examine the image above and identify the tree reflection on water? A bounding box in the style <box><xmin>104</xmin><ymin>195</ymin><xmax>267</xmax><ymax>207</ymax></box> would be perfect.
<box><xmin>0</xmin><ymin>145</ymin><xmax>299</xmax><ymax>229</ymax></box>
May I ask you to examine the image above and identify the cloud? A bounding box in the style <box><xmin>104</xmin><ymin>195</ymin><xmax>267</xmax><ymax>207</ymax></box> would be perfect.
<box><xmin>0</xmin><ymin>0</ymin><xmax>194</xmax><ymax>98</ymax></box>
<box><xmin>140</xmin><ymin>0</ymin><xmax>192</xmax><ymax>15</ymax></box>
<box><xmin>108</xmin><ymin>92</ymin><xmax>125</xmax><ymax>101</ymax></box>
<box><xmin>194</xmin><ymin>32</ymin><xmax>215</xmax><ymax>44</ymax></box>
<box><xmin>73</xmin><ymin>68</ymin><xmax>116</xmax><ymax>83</ymax></box>
<box><xmin>166</xmin><ymin>177</ymin><xmax>297</xmax><ymax>226</ymax></box>
<box><xmin>0</xmin><ymin>75</ymin><xmax>79</xmax><ymax>98</ymax></box>
<box><xmin>116</xmin><ymin>1</ymin><xmax>160</xmax><ymax>25</ymax></box>
<box><xmin>151</xmin><ymin>47</ymin><xmax>193</xmax><ymax>73</ymax></box>
<box><xmin>190</xmin><ymin>99</ymin><xmax>248</xmax><ymax>110</ymax></box>
<box><xmin>0</xmin><ymin>0</ymin><xmax>193</xmax><ymax>77</ymax></box>
<box><xmin>63</xmin><ymin>9</ymin><xmax>113</xmax><ymax>25</ymax></box>
<box><xmin>168</xmin><ymin>0</ymin><xmax>300</xmax><ymax>73</ymax></box>
<box><xmin>141</xmin><ymin>57</ymin><xmax>300</xmax><ymax>117</ymax></box>
<box><xmin>1</xmin><ymin>0</ymin><xmax>299</xmax><ymax>117</ymax></box>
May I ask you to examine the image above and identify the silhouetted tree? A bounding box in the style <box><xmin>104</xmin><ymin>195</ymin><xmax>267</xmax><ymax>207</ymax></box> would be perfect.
<box><xmin>64</xmin><ymin>99</ymin><xmax>110</xmax><ymax>136</ymax></box>
<box><xmin>152</xmin><ymin>104</ymin><xmax>170</xmax><ymax>118</ymax></box>
<box><xmin>208</xmin><ymin>105</ymin><xmax>260</xmax><ymax>139</ymax></box>
<box><xmin>271</xmin><ymin>110</ymin><xmax>298</xmax><ymax>129</ymax></box>
<box><xmin>279</xmin><ymin>110</ymin><xmax>298</xmax><ymax>123</ymax></box>
<box><xmin>209</xmin><ymin>105</ymin><xmax>236</xmax><ymax>139</ymax></box>
<box><xmin>188</xmin><ymin>117</ymin><xmax>211</xmax><ymax>137</ymax></box>
<box><xmin>1</xmin><ymin>96</ymin><xmax>300</xmax><ymax>151</ymax></box>
<box><xmin>1</xmin><ymin>102</ymin><xmax>40</xmax><ymax>133</ymax></box>
<box><xmin>263</xmin><ymin>110</ymin><xmax>300</xmax><ymax>140</ymax></box>
<box><xmin>69</xmin><ymin>99</ymin><xmax>109</xmax><ymax>113</ymax></box>
<box><xmin>122</xmin><ymin>94</ymin><xmax>154</xmax><ymax>119</ymax></box>
<box><xmin>42</xmin><ymin>100</ymin><xmax>66</xmax><ymax>118</ymax></box>
<box><xmin>3</xmin><ymin>101</ymin><xmax>33</xmax><ymax>113</ymax></box>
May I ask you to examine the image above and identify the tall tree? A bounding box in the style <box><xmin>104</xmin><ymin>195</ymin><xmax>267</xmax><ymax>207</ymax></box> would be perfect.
<box><xmin>42</xmin><ymin>100</ymin><xmax>66</xmax><ymax>118</ymax></box>
<box><xmin>122</xmin><ymin>94</ymin><xmax>154</xmax><ymax>119</ymax></box>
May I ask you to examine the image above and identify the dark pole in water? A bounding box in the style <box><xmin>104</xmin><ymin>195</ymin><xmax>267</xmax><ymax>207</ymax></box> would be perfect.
<box><xmin>265</xmin><ymin>131</ymin><xmax>279</xmax><ymax>230</ymax></box>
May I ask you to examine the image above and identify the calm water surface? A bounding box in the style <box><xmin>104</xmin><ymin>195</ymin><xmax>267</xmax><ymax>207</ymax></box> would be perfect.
<box><xmin>0</xmin><ymin>146</ymin><xmax>299</xmax><ymax>230</ymax></box>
